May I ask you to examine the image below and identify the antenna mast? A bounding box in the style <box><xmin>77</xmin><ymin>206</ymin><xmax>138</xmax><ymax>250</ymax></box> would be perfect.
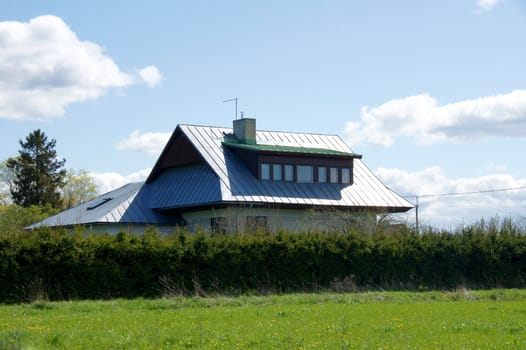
<box><xmin>223</xmin><ymin>98</ymin><xmax>238</xmax><ymax>119</ymax></box>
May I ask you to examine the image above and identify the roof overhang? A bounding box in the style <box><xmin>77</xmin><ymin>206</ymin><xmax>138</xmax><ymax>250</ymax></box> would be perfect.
<box><xmin>222</xmin><ymin>139</ymin><xmax>362</xmax><ymax>159</ymax></box>
<box><xmin>155</xmin><ymin>201</ymin><xmax>413</xmax><ymax>214</ymax></box>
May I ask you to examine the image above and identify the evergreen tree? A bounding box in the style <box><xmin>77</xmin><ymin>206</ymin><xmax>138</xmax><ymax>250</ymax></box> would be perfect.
<box><xmin>7</xmin><ymin>130</ymin><xmax>66</xmax><ymax>208</ymax></box>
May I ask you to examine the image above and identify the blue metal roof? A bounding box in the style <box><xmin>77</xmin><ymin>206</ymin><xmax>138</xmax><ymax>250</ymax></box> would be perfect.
<box><xmin>29</xmin><ymin>122</ymin><xmax>413</xmax><ymax>229</ymax></box>
<box><xmin>177</xmin><ymin>124</ymin><xmax>413</xmax><ymax>211</ymax></box>
<box><xmin>28</xmin><ymin>182</ymin><xmax>180</xmax><ymax>229</ymax></box>
<box><xmin>150</xmin><ymin>163</ymin><xmax>222</xmax><ymax>209</ymax></box>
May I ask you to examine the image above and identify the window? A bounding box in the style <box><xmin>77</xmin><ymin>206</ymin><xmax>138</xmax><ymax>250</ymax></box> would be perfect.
<box><xmin>297</xmin><ymin>165</ymin><xmax>314</xmax><ymax>183</ymax></box>
<box><xmin>272</xmin><ymin>164</ymin><xmax>282</xmax><ymax>181</ymax></box>
<box><xmin>261</xmin><ymin>163</ymin><xmax>270</xmax><ymax>180</ymax></box>
<box><xmin>342</xmin><ymin>167</ymin><xmax>351</xmax><ymax>184</ymax></box>
<box><xmin>245</xmin><ymin>216</ymin><xmax>268</xmax><ymax>232</ymax></box>
<box><xmin>330</xmin><ymin>167</ymin><xmax>339</xmax><ymax>183</ymax></box>
<box><xmin>210</xmin><ymin>217</ymin><xmax>228</xmax><ymax>234</ymax></box>
<box><xmin>318</xmin><ymin>167</ymin><xmax>327</xmax><ymax>183</ymax></box>
<box><xmin>284</xmin><ymin>164</ymin><xmax>294</xmax><ymax>182</ymax></box>
<box><xmin>259</xmin><ymin>160</ymin><xmax>352</xmax><ymax>184</ymax></box>
<box><xmin>87</xmin><ymin>197</ymin><xmax>112</xmax><ymax>210</ymax></box>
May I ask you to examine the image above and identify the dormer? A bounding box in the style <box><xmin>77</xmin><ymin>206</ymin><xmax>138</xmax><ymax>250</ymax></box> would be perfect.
<box><xmin>223</xmin><ymin>118</ymin><xmax>362</xmax><ymax>185</ymax></box>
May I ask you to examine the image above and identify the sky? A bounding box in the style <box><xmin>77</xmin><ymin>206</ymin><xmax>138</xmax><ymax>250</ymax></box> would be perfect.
<box><xmin>1</xmin><ymin>0</ymin><xmax>525</xmax><ymax>227</ymax></box>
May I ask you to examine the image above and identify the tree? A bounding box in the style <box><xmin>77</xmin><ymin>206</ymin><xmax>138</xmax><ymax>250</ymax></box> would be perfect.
<box><xmin>7</xmin><ymin>129</ymin><xmax>66</xmax><ymax>208</ymax></box>
<box><xmin>0</xmin><ymin>159</ymin><xmax>15</xmax><ymax>205</ymax></box>
<box><xmin>62</xmin><ymin>168</ymin><xmax>98</xmax><ymax>209</ymax></box>
<box><xmin>0</xmin><ymin>204</ymin><xmax>60</xmax><ymax>236</ymax></box>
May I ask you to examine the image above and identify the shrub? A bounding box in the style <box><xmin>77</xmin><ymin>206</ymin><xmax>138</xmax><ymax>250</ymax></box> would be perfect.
<box><xmin>0</xmin><ymin>219</ymin><xmax>525</xmax><ymax>302</ymax></box>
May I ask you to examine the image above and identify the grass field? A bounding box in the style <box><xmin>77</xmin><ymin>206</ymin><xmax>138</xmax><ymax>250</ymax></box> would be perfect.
<box><xmin>1</xmin><ymin>289</ymin><xmax>525</xmax><ymax>349</ymax></box>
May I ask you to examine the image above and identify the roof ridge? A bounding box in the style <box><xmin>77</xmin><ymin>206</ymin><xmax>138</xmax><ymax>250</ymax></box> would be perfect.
<box><xmin>180</xmin><ymin>123</ymin><xmax>343</xmax><ymax>138</ymax></box>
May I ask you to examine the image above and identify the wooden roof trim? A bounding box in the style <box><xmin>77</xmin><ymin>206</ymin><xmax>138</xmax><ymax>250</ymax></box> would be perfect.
<box><xmin>146</xmin><ymin>126</ymin><xmax>205</xmax><ymax>183</ymax></box>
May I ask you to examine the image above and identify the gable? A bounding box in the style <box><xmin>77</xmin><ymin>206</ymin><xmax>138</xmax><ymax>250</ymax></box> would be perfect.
<box><xmin>147</xmin><ymin>126</ymin><xmax>204</xmax><ymax>183</ymax></box>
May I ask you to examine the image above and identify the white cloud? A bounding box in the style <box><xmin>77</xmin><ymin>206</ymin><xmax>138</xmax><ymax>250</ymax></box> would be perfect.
<box><xmin>90</xmin><ymin>168</ymin><xmax>151</xmax><ymax>194</ymax></box>
<box><xmin>476</xmin><ymin>0</ymin><xmax>501</xmax><ymax>12</ymax></box>
<box><xmin>0</xmin><ymin>15</ymin><xmax>160</xmax><ymax>121</ymax></box>
<box><xmin>345</xmin><ymin>90</ymin><xmax>526</xmax><ymax>147</ymax></box>
<box><xmin>376</xmin><ymin>166</ymin><xmax>526</xmax><ymax>227</ymax></box>
<box><xmin>137</xmin><ymin>66</ymin><xmax>163</xmax><ymax>87</ymax></box>
<box><xmin>116</xmin><ymin>130</ymin><xmax>170</xmax><ymax>155</ymax></box>
<box><xmin>485</xmin><ymin>162</ymin><xmax>508</xmax><ymax>172</ymax></box>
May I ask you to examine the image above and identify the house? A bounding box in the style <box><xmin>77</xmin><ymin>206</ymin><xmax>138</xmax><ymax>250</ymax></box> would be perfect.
<box><xmin>29</xmin><ymin>118</ymin><xmax>413</xmax><ymax>233</ymax></box>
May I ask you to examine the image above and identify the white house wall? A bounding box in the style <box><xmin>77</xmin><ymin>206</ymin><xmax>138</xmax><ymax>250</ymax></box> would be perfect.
<box><xmin>65</xmin><ymin>224</ymin><xmax>179</xmax><ymax>235</ymax></box>
<box><xmin>181</xmin><ymin>207</ymin><xmax>377</xmax><ymax>233</ymax></box>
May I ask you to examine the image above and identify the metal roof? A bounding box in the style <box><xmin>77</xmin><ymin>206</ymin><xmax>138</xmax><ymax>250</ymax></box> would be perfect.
<box><xmin>29</xmin><ymin>122</ymin><xmax>413</xmax><ymax>229</ymax></box>
<box><xmin>170</xmin><ymin>124</ymin><xmax>413</xmax><ymax>211</ymax></box>
<box><xmin>28</xmin><ymin>182</ymin><xmax>180</xmax><ymax>229</ymax></box>
<box><xmin>150</xmin><ymin>163</ymin><xmax>222</xmax><ymax>209</ymax></box>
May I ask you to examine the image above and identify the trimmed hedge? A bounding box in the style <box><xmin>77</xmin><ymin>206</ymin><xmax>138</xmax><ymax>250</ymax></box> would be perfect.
<box><xmin>0</xmin><ymin>223</ymin><xmax>525</xmax><ymax>302</ymax></box>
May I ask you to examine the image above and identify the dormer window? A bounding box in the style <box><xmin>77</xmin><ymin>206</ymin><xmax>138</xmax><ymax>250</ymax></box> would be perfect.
<box><xmin>223</xmin><ymin>128</ymin><xmax>362</xmax><ymax>186</ymax></box>
<box><xmin>259</xmin><ymin>162</ymin><xmax>355</xmax><ymax>184</ymax></box>
<box><xmin>318</xmin><ymin>167</ymin><xmax>327</xmax><ymax>183</ymax></box>
<box><xmin>285</xmin><ymin>164</ymin><xmax>294</xmax><ymax>182</ymax></box>
<box><xmin>342</xmin><ymin>168</ymin><xmax>351</xmax><ymax>184</ymax></box>
<box><xmin>329</xmin><ymin>167</ymin><xmax>339</xmax><ymax>184</ymax></box>
<box><xmin>261</xmin><ymin>163</ymin><xmax>270</xmax><ymax>180</ymax></box>
<box><xmin>273</xmin><ymin>164</ymin><xmax>282</xmax><ymax>181</ymax></box>
<box><xmin>297</xmin><ymin>165</ymin><xmax>314</xmax><ymax>183</ymax></box>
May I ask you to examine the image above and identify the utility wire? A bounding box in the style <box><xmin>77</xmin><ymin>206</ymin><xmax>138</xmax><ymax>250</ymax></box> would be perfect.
<box><xmin>404</xmin><ymin>185</ymin><xmax>526</xmax><ymax>200</ymax></box>
<box><xmin>402</xmin><ymin>185</ymin><xmax>526</xmax><ymax>234</ymax></box>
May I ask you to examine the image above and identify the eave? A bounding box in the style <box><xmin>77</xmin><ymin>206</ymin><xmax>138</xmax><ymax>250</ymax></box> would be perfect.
<box><xmin>155</xmin><ymin>200</ymin><xmax>413</xmax><ymax>214</ymax></box>
<box><xmin>222</xmin><ymin>139</ymin><xmax>363</xmax><ymax>159</ymax></box>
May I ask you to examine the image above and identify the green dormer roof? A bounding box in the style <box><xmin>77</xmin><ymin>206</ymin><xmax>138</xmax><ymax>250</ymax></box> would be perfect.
<box><xmin>222</xmin><ymin>138</ymin><xmax>362</xmax><ymax>159</ymax></box>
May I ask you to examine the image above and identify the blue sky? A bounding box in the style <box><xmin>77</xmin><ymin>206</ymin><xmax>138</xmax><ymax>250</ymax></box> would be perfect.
<box><xmin>1</xmin><ymin>0</ymin><xmax>525</xmax><ymax>226</ymax></box>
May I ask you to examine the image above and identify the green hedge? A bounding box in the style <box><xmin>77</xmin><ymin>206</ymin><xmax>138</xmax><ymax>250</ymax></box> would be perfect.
<box><xmin>0</xmin><ymin>223</ymin><xmax>525</xmax><ymax>302</ymax></box>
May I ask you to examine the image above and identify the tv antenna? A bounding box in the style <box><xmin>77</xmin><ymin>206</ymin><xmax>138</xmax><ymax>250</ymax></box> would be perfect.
<box><xmin>223</xmin><ymin>98</ymin><xmax>238</xmax><ymax>119</ymax></box>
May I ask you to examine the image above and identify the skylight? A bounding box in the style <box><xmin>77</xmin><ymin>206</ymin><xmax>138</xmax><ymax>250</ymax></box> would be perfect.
<box><xmin>87</xmin><ymin>197</ymin><xmax>113</xmax><ymax>210</ymax></box>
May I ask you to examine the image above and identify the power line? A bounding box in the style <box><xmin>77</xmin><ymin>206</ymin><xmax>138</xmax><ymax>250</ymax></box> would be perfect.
<box><xmin>405</xmin><ymin>185</ymin><xmax>526</xmax><ymax>200</ymax></box>
<box><xmin>402</xmin><ymin>185</ymin><xmax>526</xmax><ymax>234</ymax></box>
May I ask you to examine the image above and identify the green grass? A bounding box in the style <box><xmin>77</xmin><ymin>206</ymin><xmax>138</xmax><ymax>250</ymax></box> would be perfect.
<box><xmin>1</xmin><ymin>289</ymin><xmax>526</xmax><ymax>349</ymax></box>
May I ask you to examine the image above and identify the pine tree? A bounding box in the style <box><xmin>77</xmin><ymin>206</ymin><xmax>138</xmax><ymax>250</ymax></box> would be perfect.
<box><xmin>7</xmin><ymin>130</ymin><xmax>66</xmax><ymax>208</ymax></box>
